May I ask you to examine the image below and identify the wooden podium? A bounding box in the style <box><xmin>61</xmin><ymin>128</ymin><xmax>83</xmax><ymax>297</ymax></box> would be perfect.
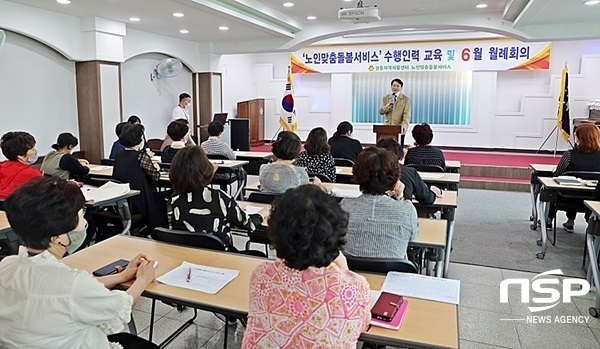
<box><xmin>237</xmin><ymin>98</ymin><xmax>265</xmax><ymax>147</ymax></box>
<box><xmin>373</xmin><ymin>125</ymin><xmax>402</xmax><ymax>143</ymax></box>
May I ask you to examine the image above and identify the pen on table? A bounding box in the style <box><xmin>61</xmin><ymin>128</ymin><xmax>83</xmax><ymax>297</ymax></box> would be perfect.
<box><xmin>186</xmin><ymin>266</ymin><xmax>191</xmax><ymax>283</ymax></box>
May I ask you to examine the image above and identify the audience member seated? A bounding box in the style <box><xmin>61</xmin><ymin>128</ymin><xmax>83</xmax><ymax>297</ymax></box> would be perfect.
<box><xmin>201</xmin><ymin>121</ymin><xmax>235</xmax><ymax>160</ymax></box>
<box><xmin>259</xmin><ymin>131</ymin><xmax>316</xmax><ymax>193</ymax></box>
<box><xmin>160</xmin><ymin>119</ymin><xmax>195</xmax><ymax>150</ymax></box>
<box><xmin>328</xmin><ymin>121</ymin><xmax>363</xmax><ymax>162</ymax></box>
<box><xmin>0</xmin><ymin>177</ymin><xmax>158</xmax><ymax>349</ymax></box>
<box><xmin>242</xmin><ymin>184</ymin><xmax>370</xmax><ymax>348</ymax></box>
<box><xmin>109</xmin><ymin>122</ymin><xmax>128</xmax><ymax>160</ymax></box>
<box><xmin>341</xmin><ymin>147</ymin><xmax>419</xmax><ymax>259</ymax></box>
<box><xmin>169</xmin><ymin>146</ymin><xmax>263</xmax><ymax>250</ymax></box>
<box><xmin>113</xmin><ymin>124</ymin><xmax>167</xmax><ymax>235</ymax></box>
<box><xmin>550</xmin><ymin>124</ymin><xmax>600</xmax><ymax>231</ymax></box>
<box><xmin>127</xmin><ymin>115</ymin><xmax>142</xmax><ymax>124</ymax></box>
<box><xmin>296</xmin><ymin>127</ymin><xmax>337</xmax><ymax>182</ymax></box>
<box><xmin>41</xmin><ymin>133</ymin><xmax>90</xmax><ymax>181</ymax></box>
<box><xmin>0</xmin><ymin>131</ymin><xmax>42</xmax><ymax>199</ymax></box>
<box><xmin>161</xmin><ymin>120</ymin><xmax>190</xmax><ymax>163</ymax></box>
<box><xmin>377</xmin><ymin>138</ymin><xmax>442</xmax><ymax>205</ymax></box>
<box><xmin>404</xmin><ymin>122</ymin><xmax>446</xmax><ymax>169</ymax></box>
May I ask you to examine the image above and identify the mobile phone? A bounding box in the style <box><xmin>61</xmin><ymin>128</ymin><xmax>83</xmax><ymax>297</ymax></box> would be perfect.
<box><xmin>371</xmin><ymin>292</ymin><xmax>403</xmax><ymax>322</ymax></box>
<box><xmin>93</xmin><ymin>259</ymin><xmax>129</xmax><ymax>277</ymax></box>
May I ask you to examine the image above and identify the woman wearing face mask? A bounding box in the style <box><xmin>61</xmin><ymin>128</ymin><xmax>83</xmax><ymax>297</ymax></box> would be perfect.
<box><xmin>41</xmin><ymin>132</ymin><xmax>90</xmax><ymax>181</ymax></box>
<box><xmin>0</xmin><ymin>177</ymin><xmax>159</xmax><ymax>349</ymax></box>
<box><xmin>0</xmin><ymin>131</ymin><xmax>43</xmax><ymax>199</ymax></box>
<box><xmin>113</xmin><ymin>124</ymin><xmax>168</xmax><ymax>235</ymax></box>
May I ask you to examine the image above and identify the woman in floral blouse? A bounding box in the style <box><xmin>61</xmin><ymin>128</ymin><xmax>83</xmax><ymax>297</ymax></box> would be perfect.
<box><xmin>296</xmin><ymin>127</ymin><xmax>337</xmax><ymax>182</ymax></box>
<box><xmin>242</xmin><ymin>185</ymin><xmax>371</xmax><ymax>348</ymax></box>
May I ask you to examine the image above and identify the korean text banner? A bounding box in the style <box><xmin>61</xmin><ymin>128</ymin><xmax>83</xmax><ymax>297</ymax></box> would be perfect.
<box><xmin>291</xmin><ymin>40</ymin><xmax>551</xmax><ymax>73</ymax></box>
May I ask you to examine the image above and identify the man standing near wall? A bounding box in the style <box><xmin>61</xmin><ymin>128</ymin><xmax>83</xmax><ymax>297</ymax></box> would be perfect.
<box><xmin>378</xmin><ymin>78</ymin><xmax>411</xmax><ymax>152</ymax></box>
<box><xmin>172</xmin><ymin>92</ymin><xmax>191</xmax><ymax>122</ymax></box>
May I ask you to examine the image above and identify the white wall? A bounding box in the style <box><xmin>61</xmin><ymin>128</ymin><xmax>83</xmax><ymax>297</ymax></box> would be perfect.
<box><xmin>121</xmin><ymin>53</ymin><xmax>193</xmax><ymax>139</ymax></box>
<box><xmin>221</xmin><ymin>39</ymin><xmax>600</xmax><ymax>150</ymax></box>
<box><xmin>0</xmin><ymin>31</ymin><xmax>78</xmax><ymax>160</ymax></box>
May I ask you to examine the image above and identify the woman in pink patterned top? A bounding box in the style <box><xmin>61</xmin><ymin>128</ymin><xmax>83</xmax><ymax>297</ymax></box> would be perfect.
<box><xmin>242</xmin><ymin>185</ymin><xmax>371</xmax><ymax>349</ymax></box>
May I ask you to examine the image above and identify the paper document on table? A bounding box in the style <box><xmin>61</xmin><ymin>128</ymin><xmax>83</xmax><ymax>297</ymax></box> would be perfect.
<box><xmin>369</xmin><ymin>290</ymin><xmax>382</xmax><ymax>310</ymax></box>
<box><xmin>335</xmin><ymin>168</ymin><xmax>342</xmax><ymax>173</ymax></box>
<box><xmin>554</xmin><ymin>176</ymin><xmax>584</xmax><ymax>186</ymax></box>
<box><xmin>157</xmin><ymin>261</ymin><xmax>239</xmax><ymax>294</ymax></box>
<box><xmin>89</xmin><ymin>165</ymin><xmax>110</xmax><ymax>171</ymax></box>
<box><xmin>243</xmin><ymin>205</ymin><xmax>263</xmax><ymax>215</ymax></box>
<box><xmin>234</xmin><ymin>152</ymin><xmax>248</xmax><ymax>156</ymax></box>
<box><xmin>151</xmin><ymin>156</ymin><xmax>162</xmax><ymax>162</ymax></box>
<box><xmin>81</xmin><ymin>182</ymin><xmax>130</xmax><ymax>202</ymax></box>
<box><xmin>330</xmin><ymin>188</ymin><xmax>361</xmax><ymax>198</ymax></box>
<box><xmin>381</xmin><ymin>272</ymin><xmax>460</xmax><ymax>305</ymax></box>
<box><xmin>419</xmin><ymin>173</ymin><xmax>445</xmax><ymax>179</ymax></box>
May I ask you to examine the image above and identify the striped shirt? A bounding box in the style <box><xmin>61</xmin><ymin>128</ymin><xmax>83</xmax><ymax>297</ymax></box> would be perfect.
<box><xmin>201</xmin><ymin>137</ymin><xmax>235</xmax><ymax>160</ymax></box>
<box><xmin>340</xmin><ymin>194</ymin><xmax>419</xmax><ymax>259</ymax></box>
<box><xmin>553</xmin><ymin>150</ymin><xmax>600</xmax><ymax>176</ymax></box>
<box><xmin>404</xmin><ymin>145</ymin><xmax>446</xmax><ymax>171</ymax></box>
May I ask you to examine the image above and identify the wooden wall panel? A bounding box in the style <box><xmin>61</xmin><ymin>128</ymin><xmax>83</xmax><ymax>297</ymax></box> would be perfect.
<box><xmin>76</xmin><ymin>61</ymin><xmax>103</xmax><ymax>164</ymax></box>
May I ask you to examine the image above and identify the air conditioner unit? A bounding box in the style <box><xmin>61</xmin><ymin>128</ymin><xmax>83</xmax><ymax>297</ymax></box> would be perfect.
<box><xmin>338</xmin><ymin>6</ymin><xmax>380</xmax><ymax>24</ymax></box>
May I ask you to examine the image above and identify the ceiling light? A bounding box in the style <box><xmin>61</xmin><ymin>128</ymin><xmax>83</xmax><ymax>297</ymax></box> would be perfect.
<box><xmin>402</xmin><ymin>28</ymin><xmax>416</xmax><ymax>31</ymax></box>
<box><xmin>283</xmin><ymin>2</ymin><xmax>294</xmax><ymax>7</ymax></box>
<box><xmin>219</xmin><ymin>26</ymin><xmax>229</xmax><ymax>31</ymax></box>
<box><xmin>173</xmin><ymin>12</ymin><xmax>185</xmax><ymax>17</ymax></box>
<box><xmin>56</xmin><ymin>0</ymin><xmax>71</xmax><ymax>4</ymax></box>
<box><xmin>129</xmin><ymin>17</ymin><xmax>141</xmax><ymax>22</ymax></box>
<box><xmin>307</xmin><ymin>15</ymin><xmax>317</xmax><ymax>20</ymax></box>
<box><xmin>476</xmin><ymin>3</ymin><xmax>488</xmax><ymax>8</ymax></box>
<box><xmin>179</xmin><ymin>29</ymin><xmax>189</xmax><ymax>34</ymax></box>
<box><xmin>412</xmin><ymin>8</ymin><xmax>425</xmax><ymax>13</ymax></box>
<box><xmin>584</xmin><ymin>0</ymin><xmax>600</xmax><ymax>5</ymax></box>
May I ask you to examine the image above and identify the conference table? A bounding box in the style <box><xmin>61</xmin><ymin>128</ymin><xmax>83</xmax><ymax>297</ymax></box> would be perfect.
<box><xmin>236</xmin><ymin>201</ymin><xmax>448</xmax><ymax>277</ymax></box>
<box><xmin>0</xmin><ymin>211</ymin><xmax>9</xmax><ymax>234</ymax></box>
<box><xmin>63</xmin><ymin>235</ymin><xmax>459</xmax><ymax>349</ymax></box>
<box><xmin>243</xmin><ymin>182</ymin><xmax>458</xmax><ymax>277</ymax></box>
<box><xmin>335</xmin><ymin>167</ymin><xmax>460</xmax><ymax>189</ymax></box>
<box><xmin>583</xmin><ymin>200</ymin><xmax>600</xmax><ymax>318</ymax></box>
<box><xmin>232</xmin><ymin>151</ymin><xmax>275</xmax><ymax>176</ymax></box>
<box><xmin>529</xmin><ymin>163</ymin><xmax>556</xmax><ymax>230</ymax></box>
<box><xmin>536</xmin><ymin>177</ymin><xmax>596</xmax><ymax>259</ymax></box>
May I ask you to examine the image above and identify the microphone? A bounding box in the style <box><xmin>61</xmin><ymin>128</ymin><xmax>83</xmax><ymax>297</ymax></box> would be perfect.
<box><xmin>391</xmin><ymin>93</ymin><xmax>397</xmax><ymax>102</ymax></box>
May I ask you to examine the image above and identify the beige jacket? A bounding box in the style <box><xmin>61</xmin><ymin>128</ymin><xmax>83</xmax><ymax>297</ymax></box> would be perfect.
<box><xmin>378</xmin><ymin>93</ymin><xmax>411</xmax><ymax>130</ymax></box>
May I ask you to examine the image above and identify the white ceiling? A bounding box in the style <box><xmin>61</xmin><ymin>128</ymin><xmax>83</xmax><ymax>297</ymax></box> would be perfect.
<box><xmin>5</xmin><ymin>0</ymin><xmax>600</xmax><ymax>54</ymax></box>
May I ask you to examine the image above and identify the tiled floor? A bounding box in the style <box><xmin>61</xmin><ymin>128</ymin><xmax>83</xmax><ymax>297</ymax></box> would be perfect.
<box><xmin>128</xmin><ymin>262</ymin><xmax>600</xmax><ymax>349</ymax></box>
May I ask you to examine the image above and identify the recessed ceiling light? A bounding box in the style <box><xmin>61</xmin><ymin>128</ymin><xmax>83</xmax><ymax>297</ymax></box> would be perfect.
<box><xmin>179</xmin><ymin>29</ymin><xmax>189</xmax><ymax>34</ymax></box>
<box><xmin>402</xmin><ymin>28</ymin><xmax>416</xmax><ymax>31</ymax></box>
<box><xmin>584</xmin><ymin>0</ymin><xmax>600</xmax><ymax>5</ymax></box>
<box><xmin>129</xmin><ymin>17</ymin><xmax>141</xmax><ymax>22</ymax></box>
<box><xmin>344</xmin><ymin>0</ymin><xmax>353</xmax><ymax>2</ymax></box>
<box><xmin>412</xmin><ymin>7</ymin><xmax>425</xmax><ymax>13</ymax></box>
<box><xmin>283</xmin><ymin>2</ymin><xmax>294</xmax><ymax>7</ymax></box>
<box><xmin>307</xmin><ymin>15</ymin><xmax>317</xmax><ymax>20</ymax></box>
<box><xmin>173</xmin><ymin>12</ymin><xmax>185</xmax><ymax>17</ymax></box>
<box><xmin>476</xmin><ymin>3</ymin><xmax>488</xmax><ymax>8</ymax></box>
<box><xmin>219</xmin><ymin>26</ymin><xmax>229</xmax><ymax>31</ymax></box>
<box><xmin>56</xmin><ymin>0</ymin><xmax>71</xmax><ymax>4</ymax></box>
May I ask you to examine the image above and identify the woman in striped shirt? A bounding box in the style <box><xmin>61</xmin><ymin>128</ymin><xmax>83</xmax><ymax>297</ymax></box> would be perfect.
<box><xmin>404</xmin><ymin>122</ymin><xmax>446</xmax><ymax>171</ymax></box>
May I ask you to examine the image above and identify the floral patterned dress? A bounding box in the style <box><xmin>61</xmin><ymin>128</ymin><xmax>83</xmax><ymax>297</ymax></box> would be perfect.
<box><xmin>242</xmin><ymin>259</ymin><xmax>371</xmax><ymax>348</ymax></box>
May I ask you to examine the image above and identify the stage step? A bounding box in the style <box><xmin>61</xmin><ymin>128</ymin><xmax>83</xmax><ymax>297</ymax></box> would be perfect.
<box><xmin>460</xmin><ymin>164</ymin><xmax>530</xmax><ymax>180</ymax></box>
<box><xmin>460</xmin><ymin>175</ymin><xmax>530</xmax><ymax>192</ymax></box>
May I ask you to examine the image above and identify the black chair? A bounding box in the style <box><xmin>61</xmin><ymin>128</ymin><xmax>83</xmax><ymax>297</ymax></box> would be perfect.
<box><xmin>153</xmin><ymin>227</ymin><xmax>228</xmax><ymax>251</ymax></box>
<box><xmin>308</xmin><ymin>172</ymin><xmax>332</xmax><ymax>183</ymax></box>
<box><xmin>334</xmin><ymin>158</ymin><xmax>354</xmax><ymax>167</ymax></box>
<box><xmin>0</xmin><ymin>199</ymin><xmax>4</xmax><ymax>211</ymax></box>
<box><xmin>146</xmin><ymin>138</ymin><xmax>164</xmax><ymax>152</ymax></box>
<box><xmin>551</xmin><ymin>171</ymin><xmax>600</xmax><ymax>250</ymax></box>
<box><xmin>247</xmin><ymin>191</ymin><xmax>281</xmax><ymax>204</ymax></box>
<box><xmin>100</xmin><ymin>158</ymin><xmax>115</xmax><ymax>166</ymax></box>
<box><xmin>345</xmin><ymin>255</ymin><xmax>418</xmax><ymax>274</ymax></box>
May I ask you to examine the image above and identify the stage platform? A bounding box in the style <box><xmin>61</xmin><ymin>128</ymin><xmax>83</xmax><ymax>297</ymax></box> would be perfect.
<box><xmin>249</xmin><ymin>145</ymin><xmax>562</xmax><ymax>192</ymax></box>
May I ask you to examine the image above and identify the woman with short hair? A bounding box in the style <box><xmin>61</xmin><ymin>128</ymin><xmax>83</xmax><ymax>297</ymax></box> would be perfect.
<box><xmin>169</xmin><ymin>146</ymin><xmax>262</xmax><ymax>249</ymax></box>
<box><xmin>0</xmin><ymin>177</ymin><xmax>158</xmax><ymax>349</ymax></box>
<box><xmin>296</xmin><ymin>127</ymin><xmax>337</xmax><ymax>182</ymax></box>
<box><xmin>404</xmin><ymin>122</ymin><xmax>446</xmax><ymax>170</ymax></box>
<box><xmin>259</xmin><ymin>131</ymin><xmax>315</xmax><ymax>193</ymax></box>
<box><xmin>341</xmin><ymin>147</ymin><xmax>419</xmax><ymax>259</ymax></box>
<box><xmin>328</xmin><ymin>121</ymin><xmax>363</xmax><ymax>162</ymax></box>
<box><xmin>551</xmin><ymin>124</ymin><xmax>600</xmax><ymax>230</ymax></box>
<box><xmin>242</xmin><ymin>185</ymin><xmax>371</xmax><ymax>348</ymax></box>
<box><xmin>0</xmin><ymin>131</ymin><xmax>42</xmax><ymax>199</ymax></box>
<box><xmin>41</xmin><ymin>132</ymin><xmax>90</xmax><ymax>180</ymax></box>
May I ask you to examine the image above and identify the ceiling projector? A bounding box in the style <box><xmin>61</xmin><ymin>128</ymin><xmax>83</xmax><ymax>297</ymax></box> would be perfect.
<box><xmin>338</xmin><ymin>1</ymin><xmax>380</xmax><ymax>24</ymax></box>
